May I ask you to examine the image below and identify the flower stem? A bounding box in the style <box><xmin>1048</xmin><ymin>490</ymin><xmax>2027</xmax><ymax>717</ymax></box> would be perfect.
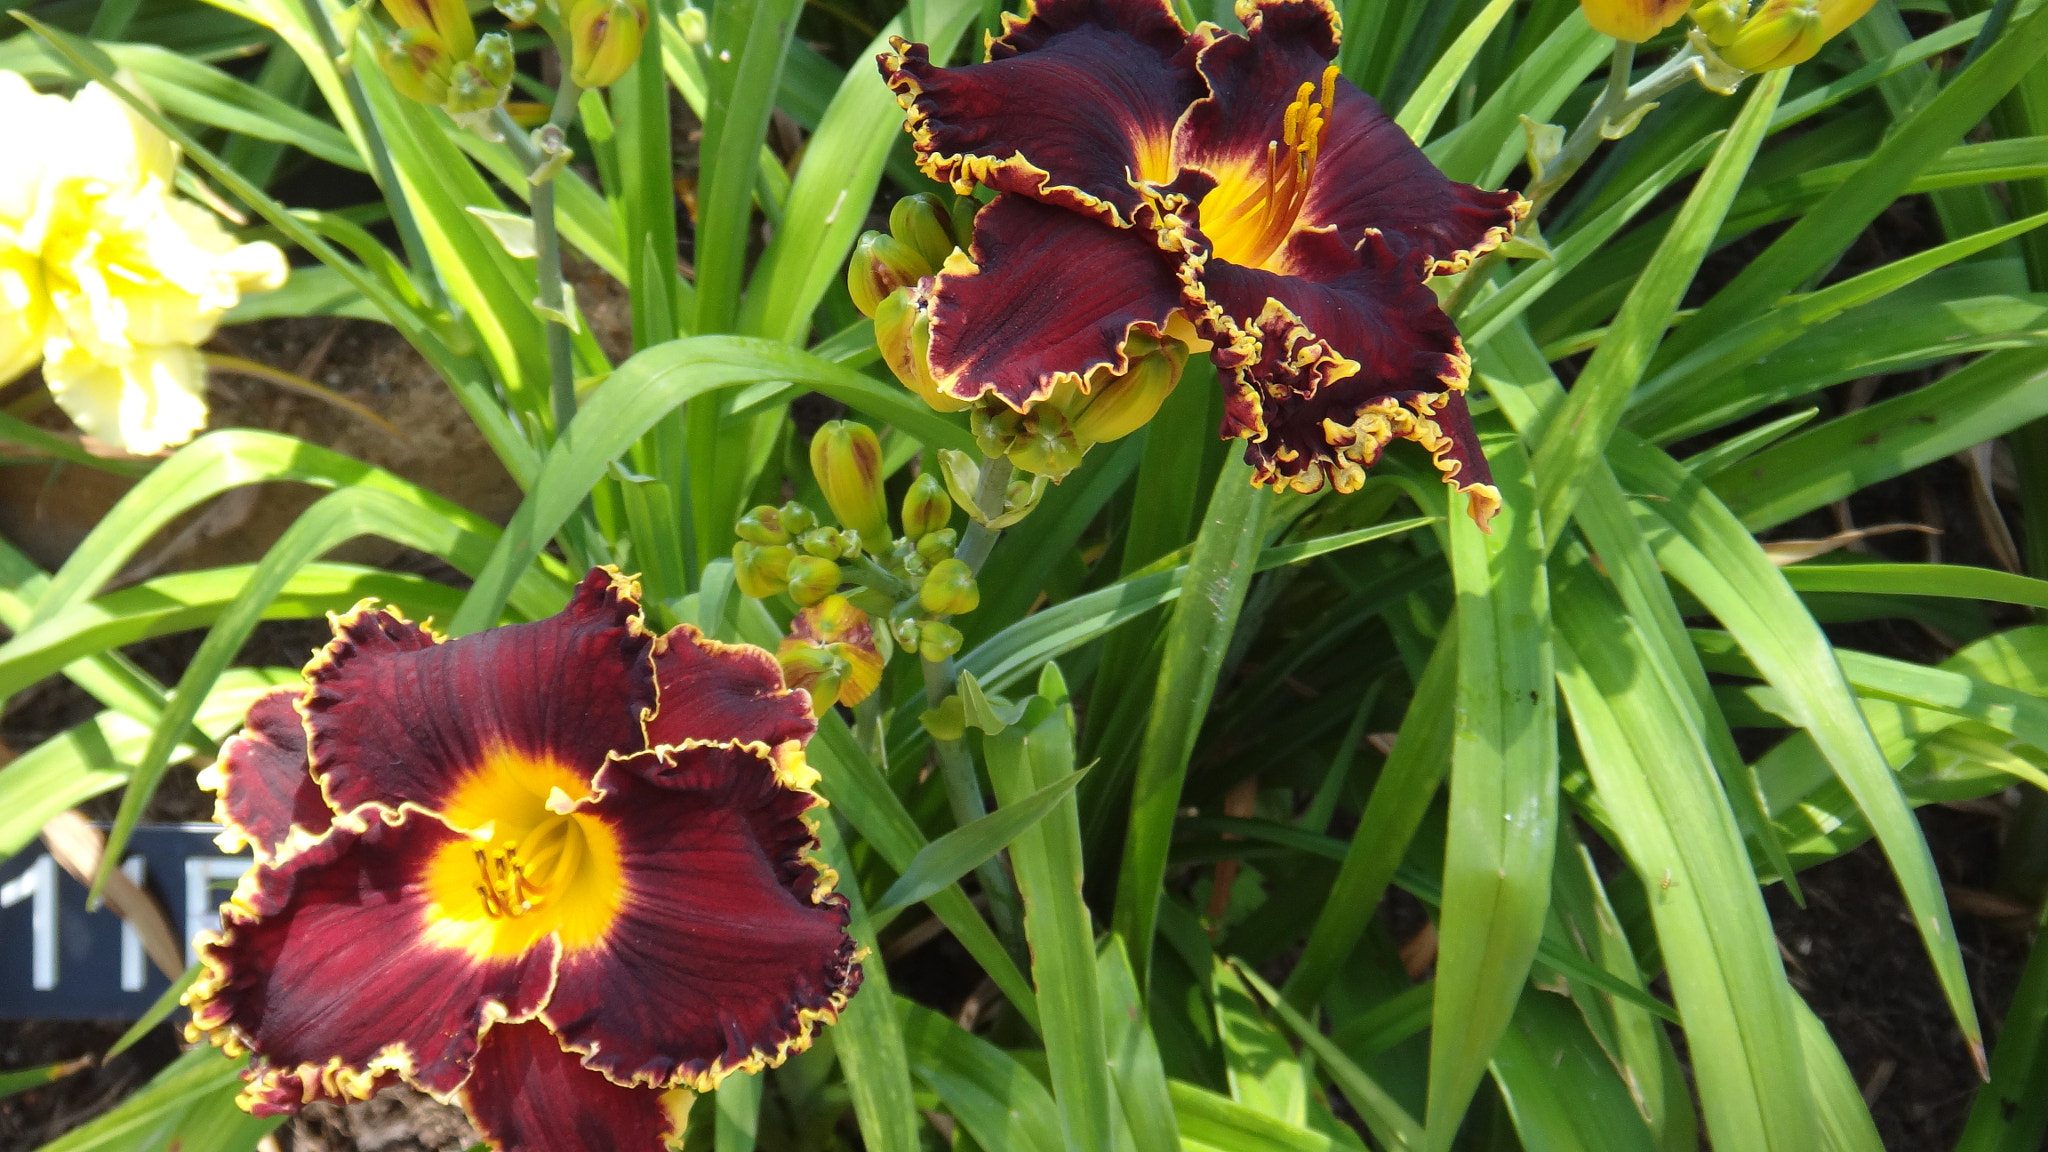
<box><xmin>492</xmin><ymin>79</ymin><xmax>584</xmax><ymax>441</ymax></box>
<box><xmin>955</xmin><ymin>455</ymin><xmax>1015</xmax><ymax>571</ymax></box>
<box><xmin>297</xmin><ymin>0</ymin><xmax>443</xmax><ymax>311</ymax></box>
<box><xmin>846</xmin><ymin>555</ymin><xmax>915</xmax><ymax>601</ymax></box>
<box><xmin>1447</xmin><ymin>39</ymin><xmax>1709</xmax><ymax>319</ymax></box>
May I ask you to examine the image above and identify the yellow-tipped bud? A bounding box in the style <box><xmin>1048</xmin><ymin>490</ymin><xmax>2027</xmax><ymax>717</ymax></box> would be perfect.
<box><xmin>375</xmin><ymin>27</ymin><xmax>455</xmax><ymax>105</ymax></box>
<box><xmin>809</xmin><ymin>420</ymin><xmax>892</xmax><ymax>547</ymax></box>
<box><xmin>848</xmin><ymin>231</ymin><xmax>933</xmax><ymax>318</ymax></box>
<box><xmin>1715</xmin><ymin>0</ymin><xmax>1824</xmax><ymax>71</ymax></box>
<box><xmin>1690</xmin><ymin>0</ymin><xmax>1748</xmax><ymax>44</ymax></box>
<box><xmin>383</xmin><ymin>0</ymin><xmax>474</xmax><ymax>54</ymax></box>
<box><xmin>786</xmin><ymin>555</ymin><xmax>843</xmax><ymax>606</ymax></box>
<box><xmin>1817</xmin><ymin>0</ymin><xmax>1877</xmax><ymax>40</ymax></box>
<box><xmin>919</xmin><ymin>558</ymin><xmax>980</xmax><ymax>616</ymax></box>
<box><xmin>799</xmin><ymin>527</ymin><xmax>846</xmax><ymax>559</ymax></box>
<box><xmin>568</xmin><ymin>0</ymin><xmax>648</xmax><ymax>89</ymax></box>
<box><xmin>918</xmin><ymin>621</ymin><xmax>964</xmax><ymax>662</ymax></box>
<box><xmin>1580</xmin><ymin>0</ymin><xmax>1690</xmax><ymax>41</ymax></box>
<box><xmin>779</xmin><ymin>501</ymin><xmax>818</xmax><ymax>537</ymax></box>
<box><xmin>732</xmin><ymin>542</ymin><xmax>795</xmax><ymax>598</ymax></box>
<box><xmin>916</xmin><ymin>528</ymin><xmax>958</xmax><ymax>564</ymax></box>
<box><xmin>1069</xmin><ymin>337</ymin><xmax>1186</xmax><ymax>445</ymax></box>
<box><xmin>1006</xmin><ymin>405</ymin><xmax>1085</xmax><ymax>482</ymax></box>
<box><xmin>902</xmin><ymin>473</ymin><xmax>952</xmax><ymax>538</ymax></box>
<box><xmin>889</xmin><ymin>194</ymin><xmax>957</xmax><ymax>270</ymax></box>
<box><xmin>736</xmin><ymin>504</ymin><xmax>790</xmax><ymax>545</ymax></box>
<box><xmin>873</xmin><ymin>289</ymin><xmax>971</xmax><ymax>412</ymax></box>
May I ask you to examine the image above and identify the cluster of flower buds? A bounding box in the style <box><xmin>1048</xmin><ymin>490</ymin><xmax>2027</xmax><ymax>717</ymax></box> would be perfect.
<box><xmin>1577</xmin><ymin>0</ymin><xmax>1874</xmax><ymax>71</ymax></box>
<box><xmin>731</xmin><ymin>422</ymin><xmax>995</xmax><ymax>710</ymax></box>
<box><xmin>732</xmin><ymin>500</ymin><xmax>857</xmax><ymax>605</ymax></box>
<box><xmin>372</xmin><ymin>0</ymin><xmax>516</xmax><ymax>128</ymax></box>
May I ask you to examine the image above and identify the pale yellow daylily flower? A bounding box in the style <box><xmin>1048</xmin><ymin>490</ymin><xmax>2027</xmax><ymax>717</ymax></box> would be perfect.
<box><xmin>0</xmin><ymin>72</ymin><xmax>286</xmax><ymax>455</ymax></box>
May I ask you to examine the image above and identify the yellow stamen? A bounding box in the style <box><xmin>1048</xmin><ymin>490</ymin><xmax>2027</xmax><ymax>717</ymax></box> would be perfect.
<box><xmin>1198</xmin><ymin>68</ymin><xmax>1342</xmax><ymax>270</ymax></box>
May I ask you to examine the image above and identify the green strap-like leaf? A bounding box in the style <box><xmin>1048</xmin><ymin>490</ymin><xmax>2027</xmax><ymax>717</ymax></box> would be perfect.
<box><xmin>873</xmin><ymin>764</ymin><xmax>1090</xmax><ymax>917</ymax></box>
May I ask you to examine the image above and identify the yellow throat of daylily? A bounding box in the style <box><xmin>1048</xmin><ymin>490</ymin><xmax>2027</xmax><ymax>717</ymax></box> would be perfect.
<box><xmin>423</xmin><ymin>747</ymin><xmax>627</xmax><ymax>958</ymax></box>
<box><xmin>1199</xmin><ymin>64</ymin><xmax>1338</xmax><ymax>271</ymax></box>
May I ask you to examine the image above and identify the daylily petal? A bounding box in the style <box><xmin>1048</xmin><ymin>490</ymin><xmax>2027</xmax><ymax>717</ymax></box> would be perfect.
<box><xmin>199</xmin><ymin>687</ymin><xmax>333</xmax><ymax>865</ymax></box>
<box><xmin>41</xmin><ymin>338</ymin><xmax>208</xmax><ymax>456</ymax></box>
<box><xmin>1179</xmin><ymin>0</ymin><xmax>1525</xmax><ymax>275</ymax></box>
<box><xmin>304</xmin><ymin>569</ymin><xmax>655</xmax><ymax>822</ymax></box>
<box><xmin>644</xmin><ymin>624</ymin><xmax>815</xmax><ymax>752</ymax></box>
<box><xmin>187</xmin><ymin>810</ymin><xmax>561</xmax><ymax>1112</ymax></box>
<box><xmin>0</xmin><ymin>246</ymin><xmax>51</xmax><ymax>384</ymax></box>
<box><xmin>879</xmin><ymin>0</ymin><xmax>1202</xmax><ymax>226</ymax></box>
<box><xmin>922</xmin><ymin>193</ymin><xmax>1190</xmax><ymax>409</ymax></box>
<box><xmin>1202</xmin><ymin>229</ymin><xmax>1499</xmax><ymax>524</ymax></box>
<box><xmin>541</xmin><ymin>748</ymin><xmax>859</xmax><ymax>1092</ymax></box>
<box><xmin>460</xmin><ymin>1021</ymin><xmax>693</xmax><ymax>1152</ymax></box>
<box><xmin>0</xmin><ymin>72</ymin><xmax>63</xmax><ymax>225</ymax></box>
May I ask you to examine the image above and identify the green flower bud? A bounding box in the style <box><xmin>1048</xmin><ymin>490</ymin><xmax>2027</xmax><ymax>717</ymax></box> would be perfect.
<box><xmin>1069</xmin><ymin>338</ymin><xmax>1186</xmax><ymax>445</ymax></box>
<box><xmin>972</xmin><ymin>402</ymin><xmax>1023</xmax><ymax>458</ymax></box>
<box><xmin>568</xmin><ymin>0</ymin><xmax>648</xmax><ymax>89</ymax></box>
<box><xmin>916</xmin><ymin>528</ymin><xmax>958</xmax><ymax>565</ymax></box>
<box><xmin>472</xmin><ymin>31</ymin><xmax>516</xmax><ymax>89</ymax></box>
<box><xmin>675</xmin><ymin>4</ymin><xmax>708</xmax><ymax>43</ymax></box>
<box><xmin>809</xmin><ymin>420</ymin><xmax>892</xmax><ymax>547</ymax></box>
<box><xmin>1006</xmin><ymin>405</ymin><xmax>1085</xmax><ymax>481</ymax></box>
<box><xmin>736</xmin><ymin>504</ymin><xmax>790</xmax><ymax>545</ymax></box>
<box><xmin>889</xmin><ymin>193</ymin><xmax>957</xmax><ymax>271</ymax></box>
<box><xmin>874</xmin><ymin>289</ymin><xmax>972</xmax><ymax>413</ymax></box>
<box><xmin>919</xmin><ymin>557</ymin><xmax>980</xmax><ymax>616</ymax></box>
<box><xmin>732</xmin><ymin>541</ymin><xmax>794</xmax><ymax>598</ymax></box>
<box><xmin>786</xmin><ymin>555</ymin><xmax>843</xmax><ymax>606</ymax></box>
<box><xmin>383</xmin><ymin>0</ymin><xmax>474</xmax><ymax>55</ymax></box>
<box><xmin>497</xmin><ymin>0</ymin><xmax>539</xmax><ymax>21</ymax></box>
<box><xmin>375</xmin><ymin>26</ymin><xmax>455</xmax><ymax>105</ymax></box>
<box><xmin>847</xmin><ymin>231</ymin><xmax>933</xmax><ymax>318</ymax></box>
<box><xmin>800</xmin><ymin>527</ymin><xmax>847</xmax><ymax>559</ymax></box>
<box><xmin>443</xmin><ymin>59</ymin><xmax>504</xmax><ymax>114</ymax></box>
<box><xmin>902</xmin><ymin>551</ymin><xmax>928</xmax><ymax>579</ymax></box>
<box><xmin>918</xmin><ymin>621</ymin><xmax>964</xmax><ymax>662</ymax></box>
<box><xmin>949</xmin><ymin>195</ymin><xmax>980</xmax><ymax>251</ymax></box>
<box><xmin>779</xmin><ymin>501</ymin><xmax>818</xmax><ymax>537</ymax></box>
<box><xmin>902</xmin><ymin>473</ymin><xmax>952</xmax><ymax>538</ymax></box>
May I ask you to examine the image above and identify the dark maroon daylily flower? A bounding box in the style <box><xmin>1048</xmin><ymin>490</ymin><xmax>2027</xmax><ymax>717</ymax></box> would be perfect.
<box><xmin>880</xmin><ymin>0</ymin><xmax>1524</xmax><ymax>524</ymax></box>
<box><xmin>184</xmin><ymin>569</ymin><xmax>859</xmax><ymax>1152</ymax></box>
